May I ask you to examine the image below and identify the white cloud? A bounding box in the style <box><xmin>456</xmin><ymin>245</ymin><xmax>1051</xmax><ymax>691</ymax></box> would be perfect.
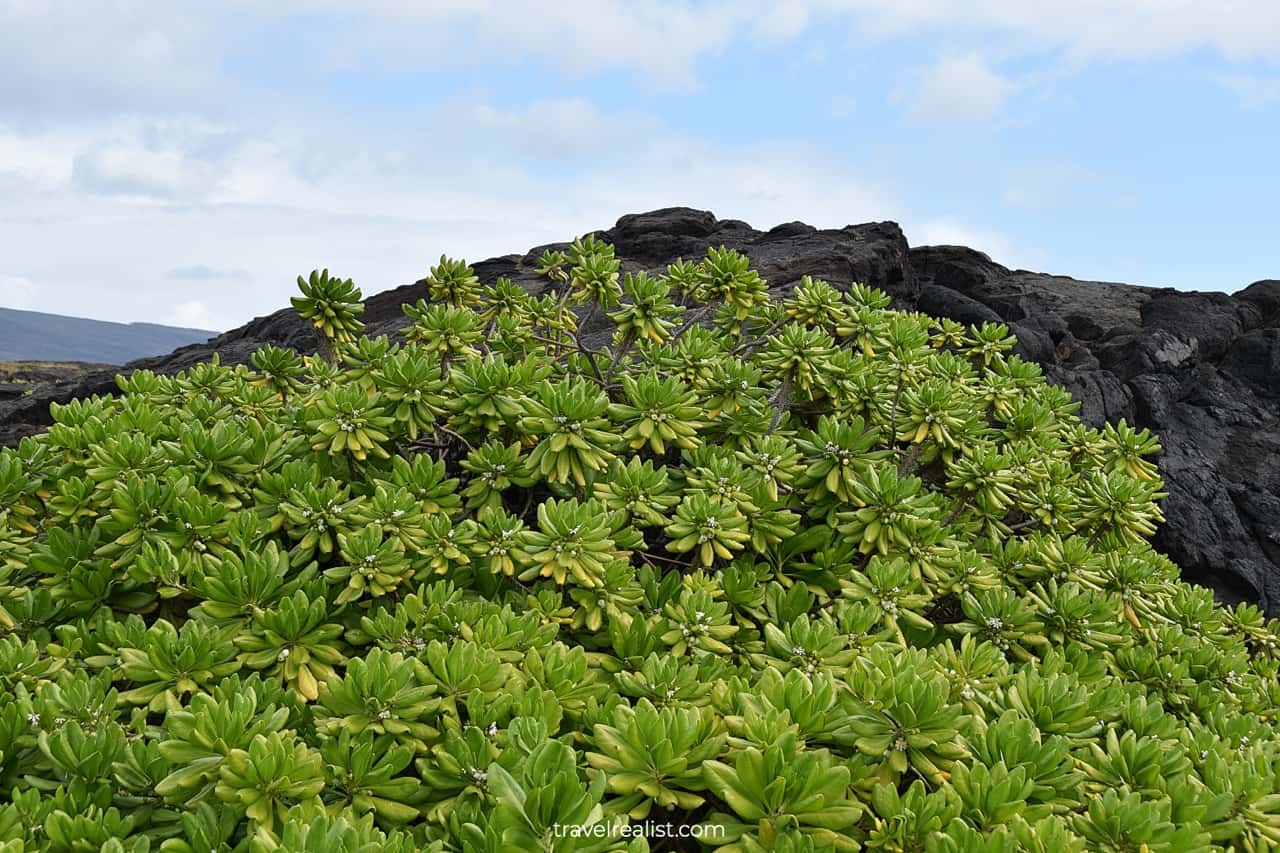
<box><xmin>0</xmin><ymin>98</ymin><xmax>894</xmax><ymax>328</ymax></box>
<box><xmin>236</xmin><ymin>0</ymin><xmax>751</xmax><ymax>89</ymax></box>
<box><xmin>0</xmin><ymin>0</ymin><xmax>1274</xmax><ymax>332</ymax></box>
<box><xmin>0</xmin><ymin>273</ymin><xmax>36</xmax><ymax>310</ymax></box>
<box><xmin>3</xmin><ymin>0</ymin><xmax>1279</xmax><ymax>123</ymax></box>
<box><xmin>0</xmin><ymin>127</ymin><xmax>76</xmax><ymax>189</ymax></box>
<box><xmin>468</xmin><ymin>99</ymin><xmax>662</xmax><ymax>161</ymax></box>
<box><xmin>167</xmin><ymin>265</ymin><xmax>251</xmax><ymax>281</ymax></box>
<box><xmin>911</xmin><ymin>53</ymin><xmax>1015</xmax><ymax>123</ymax></box>
<box><xmin>750</xmin><ymin>2</ymin><xmax>815</xmax><ymax>41</ymax></box>
<box><xmin>0</xmin><ymin>3</ymin><xmax>224</xmax><ymax>118</ymax></box>
<box><xmin>261</xmin><ymin>0</ymin><xmax>1280</xmax><ymax>73</ymax></box>
<box><xmin>911</xmin><ymin>220</ymin><xmax>1037</xmax><ymax>271</ymax></box>
<box><xmin>166</xmin><ymin>300</ymin><xmax>223</xmax><ymax>332</ymax></box>
<box><xmin>784</xmin><ymin>0</ymin><xmax>1280</xmax><ymax>66</ymax></box>
<box><xmin>72</xmin><ymin>145</ymin><xmax>216</xmax><ymax>199</ymax></box>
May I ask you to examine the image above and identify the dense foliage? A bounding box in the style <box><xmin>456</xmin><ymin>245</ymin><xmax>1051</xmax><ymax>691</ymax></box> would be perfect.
<box><xmin>2</xmin><ymin>239</ymin><xmax>1280</xmax><ymax>853</ymax></box>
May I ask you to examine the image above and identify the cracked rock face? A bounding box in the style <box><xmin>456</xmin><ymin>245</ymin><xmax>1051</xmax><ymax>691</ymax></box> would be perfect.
<box><xmin>3</xmin><ymin>207</ymin><xmax>1278</xmax><ymax>614</ymax></box>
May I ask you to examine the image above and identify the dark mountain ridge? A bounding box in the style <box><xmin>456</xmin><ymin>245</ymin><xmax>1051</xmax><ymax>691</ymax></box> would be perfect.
<box><xmin>0</xmin><ymin>306</ymin><xmax>216</xmax><ymax>363</ymax></box>
<box><xmin>2</xmin><ymin>207</ymin><xmax>1277</xmax><ymax>613</ymax></box>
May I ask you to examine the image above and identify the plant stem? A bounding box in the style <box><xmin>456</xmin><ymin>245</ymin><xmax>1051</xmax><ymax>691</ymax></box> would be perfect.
<box><xmin>605</xmin><ymin>328</ymin><xmax>637</xmax><ymax>387</ymax></box>
<box><xmin>898</xmin><ymin>442</ymin><xmax>923</xmax><ymax>478</ymax></box>
<box><xmin>317</xmin><ymin>334</ymin><xmax>337</xmax><ymax>365</ymax></box>
<box><xmin>887</xmin><ymin>375</ymin><xmax>904</xmax><ymax>441</ymax></box>
<box><xmin>670</xmin><ymin>303</ymin><xmax>715</xmax><ymax>341</ymax></box>
<box><xmin>941</xmin><ymin>495</ymin><xmax>970</xmax><ymax>528</ymax></box>
<box><xmin>766</xmin><ymin>377</ymin><xmax>794</xmax><ymax>435</ymax></box>
<box><xmin>732</xmin><ymin>315</ymin><xmax>789</xmax><ymax>357</ymax></box>
<box><xmin>436</xmin><ymin>426</ymin><xmax>475</xmax><ymax>452</ymax></box>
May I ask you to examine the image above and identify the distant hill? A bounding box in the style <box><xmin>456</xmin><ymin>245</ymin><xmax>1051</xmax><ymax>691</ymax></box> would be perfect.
<box><xmin>0</xmin><ymin>307</ymin><xmax>217</xmax><ymax>364</ymax></box>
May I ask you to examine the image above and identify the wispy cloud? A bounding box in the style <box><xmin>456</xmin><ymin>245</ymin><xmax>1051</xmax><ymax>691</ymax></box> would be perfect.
<box><xmin>0</xmin><ymin>273</ymin><xmax>37</xmax><ymax>310</ymax></box>
<box><xmin>232</xmin><ymin>0</ymin><xmax>752</xmax><ymax>89</ymax></box>
<box><xmin>783</xmin><ymin>1</ymin><xmax>1280</xmax><ymax>65</ymax></box>
<box><xmin>167</xmin><ymin>265</ymin><xmax>251</xmax><ymax>281</ymax></box>
<box><xmin>467</xmin><ymin>99</ymin><xmax>663</xmax><ymax>161</ymax></box>
<box><xmin>166</xmin><ymin>300</ymin><xmax>224</xmax><ymax>331</ymax></box>
<box><xmin>910</xmin><ymin>53</ymin><xmax>1016</xmax><ymax>123</ymax></box>
<box><xmin>912</xmin><ymin>220</ymin><xmax>1037</xmax><ymax>272</ymax></box>
<box><xmin>0</xmin><ymin>0</ymin><xmax>1276</xmax><ymax>328</ymax></box>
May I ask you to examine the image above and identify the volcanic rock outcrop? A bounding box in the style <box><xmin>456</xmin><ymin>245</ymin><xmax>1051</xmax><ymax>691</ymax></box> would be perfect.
<box><xmin>2</xmin><ymin>208</ymin><xmax>1277</xmax><ymax>613</ymax></box>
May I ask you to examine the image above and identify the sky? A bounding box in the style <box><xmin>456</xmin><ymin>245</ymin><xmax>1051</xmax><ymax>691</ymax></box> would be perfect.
<box><xmin>1</xmin><ymin>1</ymin><xmax>1278</xmax><ymax>333</ymax></box>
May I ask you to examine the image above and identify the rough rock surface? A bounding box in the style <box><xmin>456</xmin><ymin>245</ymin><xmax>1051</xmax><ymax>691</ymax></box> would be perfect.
<box><xmin>3</xmin><ymin>208</ymin><xmax>1277</xmax><ymax>613</ymax></box>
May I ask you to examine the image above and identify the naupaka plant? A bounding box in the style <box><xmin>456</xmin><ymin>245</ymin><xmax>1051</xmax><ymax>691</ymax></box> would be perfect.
<box><xmin>0</xmin><ymin>232</ymin><xmax>1270</xmax><ymax>853</ymax></box>
<box><xmin>291</xmin><ymin>269</ymin><xmax>366</xmax><ymax>363</ymax></box>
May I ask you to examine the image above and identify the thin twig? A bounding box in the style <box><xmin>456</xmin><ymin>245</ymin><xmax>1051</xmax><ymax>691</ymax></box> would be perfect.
<box><xmin>733</xmin><ymin>315</ymin><xmax>789</xmax><ymax>357</ymax></box>
<box><xmin>1008</xmin><ymin>517</ymin><xmax>1040</xmax><ymax>533</ymax></box>
<box><xmin>605</xmin><ymin>328</ymin><xmax>638</xmax><ymax>387</ymax></box>
<box><xmin>669</xmin><ymin>303</ymin><xmax>716</xmax><ymax>341</ymax></box>
<box><xmin>526</xmin><ymin>332</ymin><xmax>608</xmax><ymax>388</ymax></box>
<box><xmin>640</xmin><ymin>550</ymin><xmax>694</xmax><ymax>566</ymax></box>
<box><xmin>941</xmin><ymin>495</ymin><xmax>970</xmax><ymax>528</ymax></box>
<box><xmin>435</xmin><ymin>426</ymin><xmax>474</xmax><ymax>452</ymax></box>
<box><xmin>887</xmin><ymin>377</ymin><xmax>904</xmax><ymax>442</ymax></box>
<box><xmin>766</xmin><ymin>377</ymin><xmax>794</xmax><ymax>435</ymax></box>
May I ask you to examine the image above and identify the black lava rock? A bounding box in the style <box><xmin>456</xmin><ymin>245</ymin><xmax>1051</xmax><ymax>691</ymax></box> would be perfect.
<box><xmin>3</xmin><ymin>207</ymin><xmax>1277</xmax><ymax>614</ymax></box>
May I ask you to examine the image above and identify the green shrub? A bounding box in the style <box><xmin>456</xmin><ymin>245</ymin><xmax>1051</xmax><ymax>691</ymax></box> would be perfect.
<box><xmin>2</xmin><ymin>242</ymin><xmax>1280</xmax><ymax>852</ymax></box>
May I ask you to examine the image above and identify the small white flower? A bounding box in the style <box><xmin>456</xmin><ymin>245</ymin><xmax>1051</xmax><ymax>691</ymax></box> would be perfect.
<box><xmin>277</xmin><ymin>647</ymin><xmax>291</xmax><ymax>661</ymax></box>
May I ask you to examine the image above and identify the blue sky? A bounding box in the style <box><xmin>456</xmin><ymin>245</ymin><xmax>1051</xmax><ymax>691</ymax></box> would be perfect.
<box><xmin>0</xmin><ymin>1</ymin><xmax>1277</xmax><ymax>332</ymax></box>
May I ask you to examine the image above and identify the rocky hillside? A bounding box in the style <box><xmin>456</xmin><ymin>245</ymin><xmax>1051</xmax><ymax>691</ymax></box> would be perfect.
<box><xmin>2</xmin><ymin>207</ymin><xmax>1276</xmax><ymax>613</ymax></box>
